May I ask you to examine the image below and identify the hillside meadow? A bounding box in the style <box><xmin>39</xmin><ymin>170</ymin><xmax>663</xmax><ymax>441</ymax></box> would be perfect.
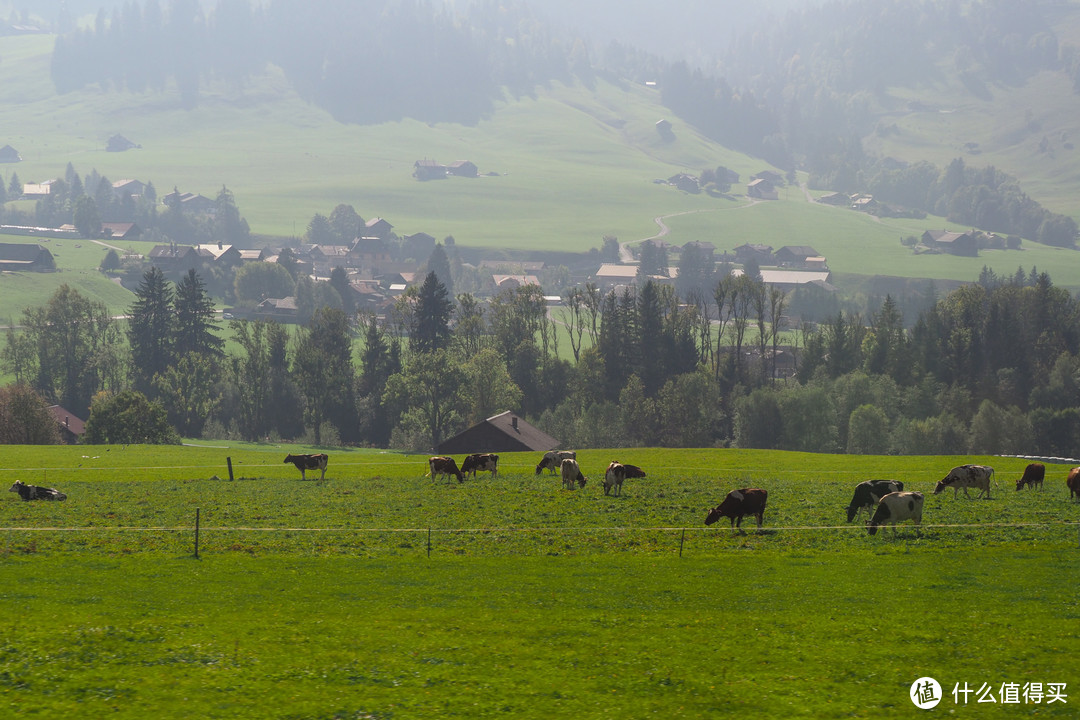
<box><xmin>2</xmin><ymin>444</ymin><xmax>1078</xmax><ymax>717</ymax></box>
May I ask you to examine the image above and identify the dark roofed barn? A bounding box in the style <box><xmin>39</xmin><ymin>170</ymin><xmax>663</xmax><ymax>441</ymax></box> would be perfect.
<box><xmin>0</xmin><ymin>242</ymin><xmax>56</xmax><ymax>271</ymax></box>
<box><xmin>437</xmin><ymin>411</ymin><xmax>560</xmax><ymax>454</ymax></box>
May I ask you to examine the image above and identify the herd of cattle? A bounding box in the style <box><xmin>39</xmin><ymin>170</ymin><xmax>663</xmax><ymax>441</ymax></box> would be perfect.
<box><xmin>10</xmin><ymin>453</ymin><xmax>1080</xmax><ymax>538</ymax></box>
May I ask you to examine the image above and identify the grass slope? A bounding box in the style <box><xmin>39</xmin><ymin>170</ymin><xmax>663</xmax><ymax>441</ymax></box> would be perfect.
<box><xmin>2</xmin><ymin>444</ymin><xmax>1078</xmax><ymax>718</ymax></box>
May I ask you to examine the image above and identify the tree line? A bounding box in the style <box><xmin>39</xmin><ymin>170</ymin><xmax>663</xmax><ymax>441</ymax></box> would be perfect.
<box><xmin>4</xmin><ymin>261</ymin><xmax>1080</xmax><ymax>457</ymax></box>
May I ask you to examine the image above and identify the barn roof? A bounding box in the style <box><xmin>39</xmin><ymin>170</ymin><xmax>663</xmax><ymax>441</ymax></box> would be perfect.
<box><xmin>437</xmin><ymin>411</ymin><xmax>559</xmax><ymax>454</ymax></box>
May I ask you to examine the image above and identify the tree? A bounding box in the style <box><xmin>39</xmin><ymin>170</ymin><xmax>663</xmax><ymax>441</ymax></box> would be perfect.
<box><xmin>847</xmin><ymin>404</ymin><xmax>889</xmax><ymax>454</ymax></box>
<box><xmin>153</xmin><ymin>352</ymin><xmax>220</xmax><ymax>438</ymax></box>
<box><xmin>328</xmin><ymin>203</ymin><xmax>362</xmax><ymax>243</ymax></box>
<box><xmin>357</xmin><ymin>315</ymin><xmax>401</xmax><ymax>446</ymax></box>
<box><xmin>83</xmin><ymin>390</ymin><xmax>179</xmax><ymax>444</ymax></box>
<box><xmin>329</xmin><ymin>266</ymin><xmax>355</xmax><ymax>315</ymax></box>
<box><xmin>0</xmin><ymin>384</ymin><xmax>61</xmax><ymax>444</ymax></box>
<box><xmin>600</xmin><ymin>235</ymin><xmax>620</xmax><ymax>263</ymax></box>
<box><xmin>305</xmin><ymin>213</ymin><xmax>334</xmax><ymax>244</ymax></box>
<box><xmin>462</xmin><ymin>348</ymin><xmax>523</xmax><ymax>424</ymax></box>
<box><xmin>231</xmin><ymin>319</ymin><xmax>273</xmax><ymax>440</ymax></box>
<box><xmin>410</xmin><ymin>271</ymin><xmax>454</xmax><ymax>355</ymax></box>
<box><xmin>234</xmin><ymin>261</ymin><xmax>295</xmax><ymax>306</ymax></box>
<box><xmin>174</xmin><ymin>268</ymin><xmax>224</xmax><ymax>358</ymax></box>
<box><xmin>214</xmin><ymin>185</ymin><xmax>250</xmax><ymax>245</ymax></box>
<box><xmin>128</xmin><ymin>267</ymin><xmax>175</xmax><ymax>394</ymax></box>
<box><xmin>73</xmin><ymin>196</ymin><xmax>101</xmax><ymax>237</ymax></box>
<box><xmin>100</xmin><ymin>249</ymin><xmax>121</xmax><ymax>272</ymax></box>
<box><xmin>293</xmin><ymin>307</ymin><xmax>357</xmax><ymax>444</ymax></box>
<box><xmin>383</xmin><ymin>348</ymin><xmax>466</xmax><ymax>451</ymax></box>
<box><xmin>426</xmin><ymin>243</ymin><xmax>454</xmax><ymax>298</ymax></box>
<box><xmin>453</xmin><ymin>293</ymin><xmax>486</xmax><ymax>359</ymax></box>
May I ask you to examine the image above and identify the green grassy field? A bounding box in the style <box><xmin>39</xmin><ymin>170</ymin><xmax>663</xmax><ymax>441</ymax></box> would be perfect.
<box><xmin>2</xmin><ymin>445</ymin><xmax>1078</xmax><ymax>717</ymax></box>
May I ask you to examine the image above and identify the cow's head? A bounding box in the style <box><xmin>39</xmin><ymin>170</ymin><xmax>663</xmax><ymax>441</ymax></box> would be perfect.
<box><xmin>867</xmin><ymin>522</ymin><xmax>880</xmax><ymax>536</ymax></box>
<box><xmin>1015</xmin><ymin>478</ymin><xmax>1025</xmax><ymax>491</ymax></box>
<box><xmin>534</xmin><ymin>461</ymin><xmax>546</xmax><ymax>475</ymax></box>
<box><xmin>578</xmin><ymin>475</ymin><xmax>587</xmax><ymax>488</ymax></box>
<box><xmin>8</xmin><ymin>481</ymin><xmax>22</xmax><ymax>493</ymax></box>
<box><xmin>704</xmin><ymin>505</ymin><xmax>724</xmax><ymax>525</ymax></box>
<box><xmin>933</xmin><ymin>480</ymin><xmax>949</xmax><ymax>494</ymax></box>
<box><xmin>845</xmin><ymin>505</ymin><xmax>858</xmax><ymax>523</ymax></box>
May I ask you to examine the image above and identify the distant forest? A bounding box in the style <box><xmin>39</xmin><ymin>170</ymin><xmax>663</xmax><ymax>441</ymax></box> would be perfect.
<box><xmin>44</xmin><ymin>0</ymin><xmax>1080</xmax><ymax>245</ymax></box>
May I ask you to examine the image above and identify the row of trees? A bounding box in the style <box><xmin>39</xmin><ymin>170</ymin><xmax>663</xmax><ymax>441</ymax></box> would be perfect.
<box><xmin>5</xmin><ymin>261</ymin><xmax>1080</xmax><ymax>456</ymax></box>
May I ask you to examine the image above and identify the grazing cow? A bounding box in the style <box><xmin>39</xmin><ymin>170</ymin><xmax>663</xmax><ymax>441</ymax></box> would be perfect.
<box><xmin>284</xmin><ymin>453</ymin><xmax>328</xmax><ymax>481</ymax></box>
<box><xmin>846</xmin><ymin>479</ymin><xmax>904</xmax><ymax>522</ymax></box>
<box><xmin>1015</xmin><ymin>462</ymin><xmax>1045</xmax><ymax>491</ymax></box>
<box><xmin>536</xmin><ymin>450</ymin><xmax>577</xmax><ymax>475</ymax></box>
<box><xmin>8</xmin><ymin>480</ymin><xmax>67</xmax><ymax>501</ymax></box>
<box><xmin>1068</xmin><ymin>467</ymin><xmax>1080</xmax><ymax>502</ymax></box>
<box><xmin>428</xmin><ymin>456</ymin><xmax>465</xmax><ymax>484</ymax></box>
<box><xmin>460</xmin><ymin>453</ymin><xmax>499</xmax><ymax>479</ymax></box>
<box><xmin>934</xmin><ymin>464</ymin><xmax>994</xmax><ymax>499</ymax></box>
<box><xmin>603</xmin><ymin>461</ymin><xmax>626</xmax><ymax>496</ymax></box>
<box><xmin>867</xmin><ymin>491</ymin><xmax>924</xmax><ymax>536</ymax></box>
<box><xmin>704</xmin><ymin>488</ymin><xmax>768</xmax><ymax>530</ymax></box>
<box><xmin>560</xmin><ymin>458</ymin><xmax>586</xmax><ymax>490</ymax></box>
<box><xmin>621</xmin><ymin>464</ymin><xmax>647</xmax><ymax>479</ymax></box>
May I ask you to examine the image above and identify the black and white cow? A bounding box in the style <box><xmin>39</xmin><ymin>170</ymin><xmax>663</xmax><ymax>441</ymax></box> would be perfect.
<box><xmin>284</xmin><ymin>453</ymin><xmax>329</xmax><ymax>481</ymax></box>
<box><xmin>560</xmin><ymin>458</ymin><xmax>586</xmax><ymax>490</ymax></box>
<box><xmin>704</xmin><ymin>488</ymin><xmax>768</xmax><ymax>530</ymax></box>
<box><xmin>9</xmin><ymin>480</ymin><xmax>67</xmax><ymax>501</ymax></box>
<box><xmin>461</xmin><ymin>453</ymin><xmax>499</xmax><ymax>479</ymax></box>
<box><xmin>428</xmin><ymin>456</ymin><xmax>465</xmax><ymax>484</ymax></box>
<box><xmin>846</xmin><ymin>479</ymin><xmax>904</xmax><ymax>522</ymax></box>
<box><xmin>536</xmin><ymin>450</ymin><xmax>577</xmax><ymax>475</ymax></box>
<box><xmin>1015</xmin><ymin>462</ymin><xmax>1045</xmax><ymax>491</ymax></box>
<box><xmin>934</xmin><ymin>464</ymin><xmax>994</xmax><ymax>499</ymax></box>
<box><xmin>867</xmin><ymin>491</ymin><xmax>924</xmax><ymax>536</ymax></box>
<box><xmin>603</xmin><ymin>461</ymin><xmax>626</xmax><ymax>496</ymax></box>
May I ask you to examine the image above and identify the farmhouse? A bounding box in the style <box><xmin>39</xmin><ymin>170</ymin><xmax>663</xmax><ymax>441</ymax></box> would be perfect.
<box><xmin>364</xmin><ymin>217</ymin><xmax>394</xmax><ymax>239</ymax></box>
<box><xmin>46</xmin><ymin>405</ymin><xmax>85</xmax><ymax>444</ymax></box>
<box><xmin>21</xmin><ymin>180</ymin><xmax>56</xmax><ymax>199</ymax></box>
<box><xmin>447</xmin><ymin>160</ymin><xmax>478</xmax><ymax>177</ymax></box>
<box><xmin>402</xmin><ymin>232</ymin><xmax>437</xmax><ymax>259</ymax></box>
<box><xmin>492</xmin><ymin>274</ymin><xmax>540</xmax><ymax>292</ymax></box>
<box><xmin>733</xmin><ymin>267</ymin><xmax>833</xmax><ymax>291</ymax></box>
<box><xmin>593</xmin><ymin>263</ymin><xmax>640</xmax><ymax>290</ymax></box>
<box><xmin>112</xmin><ymin>179</ymin><xmax>146</xmax><ymax>198</ymax></box>
<box><xmin>106</xmin><ymin>134</ymin><xmax>138</xmax><ymax>152</ymax></box>
<box><xmin>922</xmin><ymin>229</ymin><xmax>977</xmax><ymax>256</ymax></box>
<box><xmin>437</xmin><ymin>411</ymin><xmax>560</xmax><ymax>454</ymax></box>
<box><xmin>253</xmin><ymin>297</ymin><xmax>298</xmax><ymax>321</ymax></box>
<box><xmin>775</xmin><ymin>246</ymin><xmax>822</xmax><ymax>267</ymax></box>
<box><xmin>148</xmin><ymin>243</ymin><xmax>202</xmax><ymax>272</ymax></box>
<box><xmin>733</xmin><ymin>243</ymin><xmax>774</xmax><ymax>266</ymax></box>
<box><xmin>413</xmin><ymin>160</ymin><xmax>448</xmax><ymax>181</ymax></box>
<box><xmin>0</xmin><ymin>144</ymin><xmax>21</xmax><ymax>162</ymax></box>
<box><xmin>0</xmin><ymin>242</ymin><xmax>56</xmax><ymax>271</ymax></box>
<box><xmin>162</xmin><ymin>189</ymin><xmax>215</xmax><ymax>214</ymax></box>
<box><xmin>101</xmin><ymin>222</ymin><xmax>141</xmax><ymax>240</ymax></box>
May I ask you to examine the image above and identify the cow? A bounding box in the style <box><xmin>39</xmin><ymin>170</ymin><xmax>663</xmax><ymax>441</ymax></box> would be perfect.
<box><xmin>560</xmin><ymin>458</ymin><xmax>586</xmax><ymax>490</ymax></box>
<box><xmin>428</xmin><ymin>456</ymin><xmax>465</xmax><ymax>484</ymax></box>
<box><xmin>934</xmin><ymin>464</ymin><xmax>994</xmax><ymax>499</ymax></box>
<box><xmin>460</xmin><ymin>453</ymin><xmax>499</xmax><ymax>479</ymax></box>
<box><xmin>1015</xmin><ymin>462</ymin><xmax>1045</xmax><ymax>491</ymax></box>
<box><xmin>867</xmin><ymin>491</ymin><xmax>924</xmax><ymax>536</ymax></box>
<box><xmin>536</xmin><ymin>450</ymin><xmax>576</xmax><ymax>475</ymax></box>
<box><xmin>846</xmin><ymin>479</ymin><xmax>904</xmax><ymax>522</ymax></box>
<box><xmin>603</xmin><ymin>461</ymin><xmax>626</xmax><ymax>496</ymax></box>
<box><xmin>8</xmin><ymin>480</ymin><xmax>67</xmax><ymax>501</ymax></box>
<box><xmin>284</xmin><ymin>453</ymin><xmax>328</xmax><ymax>481</ymax></box>
<box><xmin>1068</xmin><ymin>467</ymin><xmax>1080</xmax><ymax>502</ymax></box>
<box><xmin>704</xmin><ymin>488</ymin><xmax>768</xmax><ymax>530</ymax></box>
<box><xmin>621</xmin><ymin>464</ymin><xmax>647</xmax><ymax>479</ymax></box>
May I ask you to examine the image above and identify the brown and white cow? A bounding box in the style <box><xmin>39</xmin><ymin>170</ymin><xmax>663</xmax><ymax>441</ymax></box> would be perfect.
<box><xmin>560</xmin><ymin>458</ymin><xmax>586</xmax><ymax>490</ymax></box>
<box><xmin>1015</xmin><ymin>462</ymin><xmax>1045</xmax><ymax>491</ymax></box>
<box><xmin>934</xmin><ymin>464</ymin><xmax>994</xmax><ymax>499</ymax></box>
<box><xmin>8</xmin><ymin>480</ymin><xmax>67</xmax><ymax>501</ymax></box>
<box><xmin>603</xmin><ymin>461</ymin><xmax>626</xmax><ymax>496</ymax></box>
<box><xmin>428</xmin><ymin>456</ymin><xmax>465</xmax><ymax>484</ymax></box>
<box><xmin>1068</xmin><ymin>467</ymin><xmax>1080</xmax><ymax>502</ymax></box>
<box><xmin>704</xmin><ymin>488</ymin><xmax>768</xmax><ymax>530</ymax></box>
<box><xmin>461</xmin><ymin>453</ymin><xmax>499</xmax><ymax>479</ymax></box>
<box><xmin>867</xmin><ymin>491</ymin><xmax>924</xmax><ymax>536</ymax></box>
<box><xmin>621</xmin><ymin>464</ymin><xmax>647</xmax><ymax>479</ymax></box>
<box><xmin>284</xmin><ymin>453</ymin><xmax>328</xmax><ymax>481</ymax></box>
<box><xmin>536</xmin><ymin>450</ymin><xmax>576</xmax><ymax>475</ymax></box>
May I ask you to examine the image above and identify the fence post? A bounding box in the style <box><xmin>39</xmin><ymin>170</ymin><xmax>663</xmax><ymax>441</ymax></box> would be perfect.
<box><xmin>194</xmin><ymin>507</ymin><xmax>200</xmax><ymax>559</ymax></box>
<box><xmin>427</xmin><ymin>527</ymin><xmax>432</xmax><ymax>558</ymax></box>
<box><xmin>226</xmin><ymin>457</ymin><xmax>234</xmax><ymax>482</ymax></box>
<box><xmin>679</xmin><ymin>528</ymin><xmax>686</xmax><ymax>557</ymax></box>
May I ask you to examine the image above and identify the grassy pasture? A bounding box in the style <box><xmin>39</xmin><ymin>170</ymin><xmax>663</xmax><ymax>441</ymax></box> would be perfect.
<box><xmin>2</xmin><ymin>445</ymin><xmax>1079</xmax><ymax>717</ymax></box>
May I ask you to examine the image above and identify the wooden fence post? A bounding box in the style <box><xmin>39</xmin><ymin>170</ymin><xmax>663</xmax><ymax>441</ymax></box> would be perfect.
<box><xmin>679</xmin><ymin>528</ymin><xmax>686</xmax><ymax>557</ymax></box>
<box><xmin>427</xmin><ymin>527</ymin><xmax>432</xmax><ymax>558</ymax></box>
<box><xmin>226</xmin><ymin>457</ymin><xmax>234</xmax><ymax>482</ymax></box>
<box><xmin>194</xmin><ymin>507</ymin><xmax>200</xmax><ymax>559</ymax></box>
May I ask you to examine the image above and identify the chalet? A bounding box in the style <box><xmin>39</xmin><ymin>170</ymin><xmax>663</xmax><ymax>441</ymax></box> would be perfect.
<box><xmin>195</xmin><ymin>243</ymin><xmax>242</xmax><ymax>266</ymax></box>
<box><xmin>655</xmin><ymin>118</ymin><xmax>674</xmax><ymax>140</ymax></box>
<box><xmin>492</xmin><ymin>274</ymin><xmax>541</xmax><ymax>292</ymax></box>
<box><xmin>850</xmin><ymin>194</ymin><xmax>878</xmax><ymax>212</ymax></box>
<box><xmin>237</xmin><ymin>248</ymin><xmax>268</xmax><ymax>263</ymax></box>
<box><xmin>753</xmin><ymin>170</ymin><xmax>785</xmax><ymax>186</ymax></box>
<box><xmin>747</xmin><ymin>178</ymin><xmax>778</xmax><ymax>200</ymax></box>
<box><xmin>148</xmin><ymin>244</ymin><xmax>201</xmax><ymax>272</ymax></box>
<box><xmin>480</xmin><ymin>260</ymin><xmax>545</xmax><ymax>274</ymax></box>
<box><xmin>922</xmin><ymin>229</ymin><xmax>977</xmax><ymax>257</ymax></box>
<box><xmin>681</xmin><ymin>241</ymin><xmax>716</xmax><ymax>260</ymax></box>
<box><xmin>364</xmin><ymin>217</ymin><xmax>394</xmax><ymax>239</ymax></box>
<box><xmin>0</xmin><ymin>145</ymin><xmax>21</xmax><ymax>163</ymax></box>
<box><xmin>112</xmin><ymin>179</ymin><xmax>146</xmax><ymax>198</ymax></box>
<box><xmin>350</xmin><ymin>236</ymin><xmax>393</xmax><ymax>271</ymax></box>
<box><xmin>46</xmin><ymin>405</ymin><xmax>85</xmax><ymax>444</ymax></box>
<box><xmin>817</xmin><ymin>192</ymin><xmax>850</xmax><ymax>206</ymax></box>
<box><xmin>21</xmin><ymin>180</ymin><xmax>56</xmax><ymax>199</ymax></box>
<box><xmin>733</xmin><ymin>243</ymin><xmax>774</xmax><ymax>266</ymax></box>
<box><xmin>437</xmin><ymin>411</ymin><xmax>560</xmax><ymax>455</ymax></box>
<box><xmin>105</xmin><ymin>134</ymin><xmax>138</xmax><ymax>152</ymax></box>
<box><xmin>253</xmin><ymin>297</ymin><xmax>298</xmax><ymax>322</ymax></box>
<box><xmin>668</xmin><ymin>173</ymin><xmax>700</xmax><ymax>193</ymax></box>
<box><xmin>733</xmin><ymin>267</ymin><xmax>834</xmax><ymax>292</ymax></box>
<box><xmin>413</xmin><ymin>160</ymin><xmax>447</xmax><ymax>181</ymax></box>
<box><xmin>593</xmin><ymin>263</ymin><xmax>640</xmax><ymax>290</ymax></box>
<box><xmin>309</xmin><ymin>244</ymin><xmax>352</xmax><ymax>273</ymax></box>
<box><xmin>775</xmin><ymin>246</ymin><xmax>821</xmax><ymax>267</ymax></box>
<box><xmin>162</xmin><ymin>190</ymin><xmax>215</xmax><ymax>214</ymax></box>
<box><xmin>447</xmin><ymin>161</ymin><xmax>478</xmax><ymax>178</ymax></box>
<box><xmin>0</xmin><ymin>242</ymin><xmax>56</xmax><ymax>271</ymax></box>
<box><xmin>100</xmin><ymin>222</ymin><xmax>141</xmax><ymax>240</ymax></box>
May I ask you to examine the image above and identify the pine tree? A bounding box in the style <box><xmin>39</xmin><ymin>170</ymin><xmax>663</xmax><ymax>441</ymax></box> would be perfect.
<box><xmin>174</xmin><ymin>269</ymin><xmax>224</xmax><ymax>358</ymax></box>
<box><xmin>128</xmin><ymin>267</ymin><xmax>175</xmax><ymax>394</ymax></box>
<box><xmin>410</xmin><ymin>271</ymin><xmax>454</xmax><ymax>355</ymax></box>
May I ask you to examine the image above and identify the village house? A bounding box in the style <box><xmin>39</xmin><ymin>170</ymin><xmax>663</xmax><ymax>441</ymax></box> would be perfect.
<box><xmin>402</xmin><ymin>232</ymin><xmax>437</xmax><ymax>259</ymax></box>
<box><xmin>447</xmin><ymin>161</ymin><xmax>478</xmax><ymax>177</ymax></box>
<box><xmin>350</xmin><ymin>236</ymin><xmax>393</xmax><ymax>272</ymax></box>
<box><xmin>733</xmin><ymin>243</ymin><xmax>775</xmax><ymax>266</ymax></box>
<box><xmin>747</xmin><ymin>177</ymin><xmax>778</xmax><ymax>200</ymax></box>
<box><xmin>148</xmin><ymin>243</ymin><xmax>202</xmax><ymax>273</ymax></box>
<box><xmin>733</xmin><ymin>267</ymin><xmax>834</xmax><ymax>292</ymax></box>
<box><xmin>46</xmin><ymin>405</ymin><xmax>85</xmax><ymax>444</ymax></box>
<box><xmin>413</xmin><ymin>160</ymin><xmax>448</xmax><ymax>181</ymax></box>
<box><xmin>0</xmin><ymin>144</ymin><xmax>21</xmax><ymax>163</ymax></box>
<box><xmin>100</xmin><ymin>222</ymin><xmax>142</xmax><ymax>240</ymax></box>
<box><xmin>162</xmin><ymin>189</ymin><xmax>215</xmax><ymax>214</ymax></box>
<box><xmin>437</xmin><ymin>411</ymin><xmax>560</xmax><ymax>454</ymax></box>
<box><xmin>253</xmin><ymin>297</ymin><xmax>298</xmax><ymax>322</ymax></box>
<box><xmin>112</xmin><ymin>179</ymin><xmax>146</xmax><ymax>198</ymax></box>
<box><xmin>921</xmin><ymin>229</ymin><xmax>978</xmax><ymax>256</ymax></box>
<box><xmin>774</xmin><ymin>246</ymin><xmax>822</xmax><ymax>267</ymax></box>
<box><xmin>0</xmin><ymin>242</ymin><xmax>56</xmax><ymax>271</ymax></box>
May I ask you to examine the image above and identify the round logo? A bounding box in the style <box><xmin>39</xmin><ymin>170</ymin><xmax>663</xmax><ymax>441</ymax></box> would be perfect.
<box><xmin>911</xmin><ymin>677</ymin><xmax>942</xmax><ymax>709</ymax></box>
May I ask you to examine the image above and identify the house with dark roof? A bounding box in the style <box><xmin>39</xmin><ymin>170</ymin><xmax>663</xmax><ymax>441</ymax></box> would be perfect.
<box><xmin>922</xmin><ymin>229</ymin><xmax>977</xmax><ymax>257</ymax></box>
<box><xmin>775</xmin><ymin>246</ymin><xmax>821</xmax><ymax>267</ymax></box>
<box><xmin>0</xmin><ymin>144</ymin><xmax>21</xmax><ymax>163</ymax></box>
<box><xmin>747</xmin><ymin>177</ymin><xmax>778</xmax><ymax>200</ymax></box>
<box><xmin>148</xmin><ymin>244</ymin><xmax>201</xmax><ymax>272</ymax></box>
<box><xmin>101</xmin><ymin>222</ymin><xmax>142</xmax><ymax>240</ymax></box>
<box><xmin>733</xmin><ymin>243</ymin><xmax>775</xmax><ymax>266</ymax></box>
<box><xmin>437</xmin><ymin>411</ymin><xmax>560</xmax><ymax>454</ymax></box>
<box><xmin>413</xmin><ymin>160</ymin><xmax>448</xmax><ymax>181</ymax></box>
<box><xmin>46</xmin><ymin>405</ymin><xmax>85</xmax><ymax>444</ymax></box>
<box><xmin>0</xmin><ymin>242</ymin><xmax>56</xmax><ymax>271</ymax></box>
<box><xmin>447</xmin><ymin>161</ymin><xmax>478</xmax><ymax>177</ymax></box>
<box><xmin>364</xmin><ymin>217</ymin><xmax>394</xmax><ymax>239</ymax></box>
<box><xmin>253</xmin><ymin>297</ymin><xmax>299</xmax><ymax>322</ymax></box>
<box><xmin>106</xmin><ymin>134</ymin><xmax>138</xmax><ymax>152</ymax></box>
<box><xmin>403</xmin><ymin>232</ymin><xmax>437</xmax><ymax>259</ymax></box>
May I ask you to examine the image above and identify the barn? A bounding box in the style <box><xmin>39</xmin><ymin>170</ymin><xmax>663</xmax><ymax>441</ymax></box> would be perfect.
<box><xmin>437</xmin><ymin>411</ymin><xmax>560</xmax><ymax>454</ymax></box>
